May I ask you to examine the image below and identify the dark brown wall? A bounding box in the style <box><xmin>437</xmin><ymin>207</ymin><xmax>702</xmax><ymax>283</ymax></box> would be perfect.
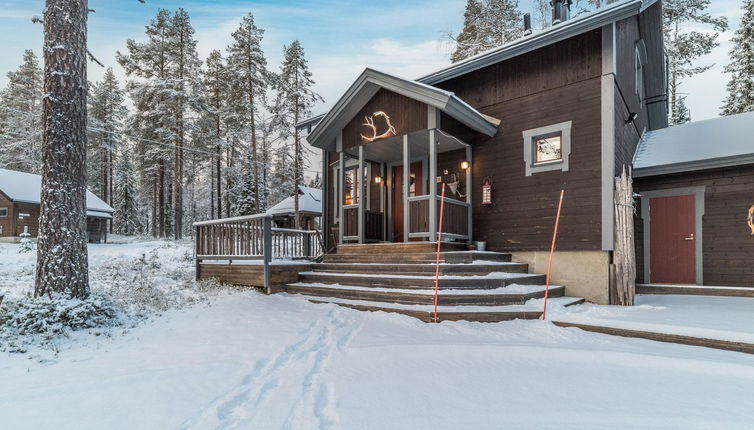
<box><xmin>0</xmin><ymin>192</ymin><xmax>15</xmax><ymax>237</ymax></box>
<box><xmin>635</xmin><ymin>165</ymin><xmax>754</xmax><ymax>287</ymax></box>
<box><xmin>434</xmin><ymin>30</ymin><xmax>604</xmax><ymax>252</ymax></box>
<box><xmin>15</xmin><ymin>202</ymin><xmax>40</xmax><ymax>236</ymax></box>
<box><xmin>342</xmin><ymin>89</ymin><xmax>427</xmax><ymax>149</ymax></box>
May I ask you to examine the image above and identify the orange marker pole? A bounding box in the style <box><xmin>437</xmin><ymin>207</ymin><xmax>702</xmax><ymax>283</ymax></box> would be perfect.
<box><xmin>542</xmin><ymin>190</ymin><xmax>565</xmax><ymax>320</ymax></box>
<box><xmin>434</xmin><ymin>184</ymin><xmax>447</xmax><ymax>323</ymax></box>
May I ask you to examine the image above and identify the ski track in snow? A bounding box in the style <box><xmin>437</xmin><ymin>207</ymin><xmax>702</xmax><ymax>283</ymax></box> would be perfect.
<box><xmin>180</xmin><ymin>306</ymin><xmax>361</xmax><ymax>430</ymax></box>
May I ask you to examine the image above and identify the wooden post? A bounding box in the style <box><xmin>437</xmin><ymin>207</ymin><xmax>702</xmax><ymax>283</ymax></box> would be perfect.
<box><xmin>338</xmin><ymin>150</ymin><xmax>345</xmax><ymax>245</ymax></box>
<box><xmin>465</xmin><ymin>144</ymin><xmax>473</xmax><ymax>244</ymax></box>
<box><xmin>195</xmin><ymin>225</ymin><xmax>201</xmax><ymax>281</ymax></box>
<box><xmin>263</xmin><ymin>215</ymin><xmax>272</xmax><ymax>294</ymax></box>
<box><xmin>403</xmin><ymin>134</ymin><xmax>410</xmax><ymax>243</ymax></box>
<box><xmin>429</xmin><ymin>129</ymin><xmax>438</xmax><ymax>242</ymax></box>
<box><xmin>613</xmin><ymin>165</ymin><xmax>636</xmax><ymax>306</ymax></box>
<box><xmin>358</xmin><ymin>144</ymin><xmax>365</xmax><ymax>244</ymax></box>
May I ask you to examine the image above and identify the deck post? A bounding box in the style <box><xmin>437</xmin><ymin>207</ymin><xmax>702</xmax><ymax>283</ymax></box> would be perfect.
<box><xmin>403</xmin><ymin>134</ymin><xmax>410</xmax><ymax>243</ymax></box>
<box><xmin>338</xmin><ymin>146</ymin><xmax>345</xmax><ymax>245</ymax></box>
<box><xmin>466</xmin><ymin>144</ymin><xmax>473</xmax><ymax>243</ymax></box>
<box><xmin>429</xmin><ymin>129</ymin><xmax>438</xmax><ymax>243</ymax></box>
<box><xmin>358</xmin><ymin>144</ymin><xmax>365</xmax><ymax>244</ymax></box>
<box><xmin>263</xmin><ymin>215</ymin><xmax>272</xmax><ymax>294</ymax></box>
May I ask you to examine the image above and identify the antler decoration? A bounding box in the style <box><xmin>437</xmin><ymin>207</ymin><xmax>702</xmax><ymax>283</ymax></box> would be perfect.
<box><xmin>360</xmin><ymin>111</ymin><xmax>397</xmax><ymax>143</ymax></box>
<box><xmin>748</xmin><ymin>203</ymin><xmax>754</xmax><ymax>235</ymax></box>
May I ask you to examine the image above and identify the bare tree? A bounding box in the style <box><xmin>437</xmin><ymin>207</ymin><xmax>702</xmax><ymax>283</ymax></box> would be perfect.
<box><xmin>35</xmin><ymin>0</ymin><xmax>90</xmax><ymax>298</ymax></box>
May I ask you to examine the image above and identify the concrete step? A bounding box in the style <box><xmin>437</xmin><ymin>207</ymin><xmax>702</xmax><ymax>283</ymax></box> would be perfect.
<box><xmin>297</xmin><ymin>271</ymin><xmax>546</xmax><ymax>289</ymax></box>
<box><xmin>312</xmin><ymin>262</ymin><xmax>529</xmax><ymax>275</ymax></box>
<box><xmin>291</xmin><ymin>295</ymin><xmax>585</xmax><ymax>322</ymax></box>
<box><xmin>336</xmin><ymin>242</ymin><xmax>468</xmax><ymax>255</ymax></box>
<box><xmin>322</xmin><ymin>251</ymin><xmax>512</xmax><ymax>264</ymax></box>
<box><xmin>284</xmin><ymin>283</ymin><xmax>565</xmax><ymax>306</ymax></box>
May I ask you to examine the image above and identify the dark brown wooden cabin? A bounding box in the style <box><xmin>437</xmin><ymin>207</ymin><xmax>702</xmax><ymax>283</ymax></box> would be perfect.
<box><xmin>302</xmin><ymin>0</ymin><xmax>666</xmax><ymax>304</ymax></box>
<box><xmin>0</xmin><ymin>168</ymin><xmax>114</xmax><ymax>243</ymax></box>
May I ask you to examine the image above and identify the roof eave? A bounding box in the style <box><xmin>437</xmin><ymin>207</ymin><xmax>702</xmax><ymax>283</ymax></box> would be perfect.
<box><xmin>634</xmin><ymin>154</ymin><xmax>754</xmax><ymax>178</ymax></box>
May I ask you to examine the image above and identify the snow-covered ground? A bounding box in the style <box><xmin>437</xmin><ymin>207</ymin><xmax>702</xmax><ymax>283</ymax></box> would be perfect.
<box><xmin>2</xmin><ymin>240</ymin><xmax>754</xmax><ymax>429</ymax></box>
<box><xmin>551</xmin><ymin>294</ymin><xmax>754</xmax><ymax>344</ymax></box>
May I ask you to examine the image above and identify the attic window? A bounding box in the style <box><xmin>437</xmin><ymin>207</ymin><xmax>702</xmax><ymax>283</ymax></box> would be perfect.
<box><xmin>635</xmin><ymin>40</ymin><xmax>648</xmax><ymax>105</ymax></box>
<box><xmin>522</xmin><ymin>121</ymin><xmax>572</xmax><ymax>176</ymax></box>
<box><xmin>0</xmin><ymin>207</ymin><xmax>7</xmax><ymax>217</ymax></box>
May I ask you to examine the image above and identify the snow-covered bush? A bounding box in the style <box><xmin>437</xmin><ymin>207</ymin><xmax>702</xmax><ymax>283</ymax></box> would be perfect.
<box><xmin>0</xmin><ymin>293</ymin><xmax>122</xmax><ymax>353</ymax></box>
<box><xmin>18</xmin><ymin>230</ymin><xmax>34</xmax><ymax>253</ymax></box>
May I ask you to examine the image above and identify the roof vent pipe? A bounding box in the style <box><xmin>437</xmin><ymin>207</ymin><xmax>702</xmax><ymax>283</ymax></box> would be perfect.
<box><xmin>523</xmin><ymin>13</ymin><xmax>532</xmax><ymax>36</ymax></box>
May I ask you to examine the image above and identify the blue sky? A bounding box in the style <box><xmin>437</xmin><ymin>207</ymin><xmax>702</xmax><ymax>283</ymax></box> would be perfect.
<box><xmin>0</xmin><ymin>0</ymin><xmax>745</xmax><ymax>121</ymax></box>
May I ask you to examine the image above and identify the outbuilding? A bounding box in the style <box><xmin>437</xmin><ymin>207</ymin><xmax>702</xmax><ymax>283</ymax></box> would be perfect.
<box><xmin>0</xmin><ymin>168</ymin><xmax>115</xmax><ymax>243</ymax></box>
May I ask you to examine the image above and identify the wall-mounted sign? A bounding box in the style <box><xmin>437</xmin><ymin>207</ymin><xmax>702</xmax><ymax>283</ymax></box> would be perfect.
<box><xmin>748</xmin><ymin>203</ymin><xmax>754</xmax><ymax>235</ymax></box>
<box><xmin>361</xmin><ymin>111</ymin><xmax>396</xmax><ymax>143</ymax></box>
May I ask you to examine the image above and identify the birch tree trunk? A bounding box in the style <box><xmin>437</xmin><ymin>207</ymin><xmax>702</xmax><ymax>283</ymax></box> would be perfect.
<box><xmin>613</xmin><ymin>165</ymin><xmax>636</xmax><ymax>306</ymax></box>
<box><xmin>35</xmin><ymin>0</ymin><xmax>90</xmax><ymax>298</ymax></box>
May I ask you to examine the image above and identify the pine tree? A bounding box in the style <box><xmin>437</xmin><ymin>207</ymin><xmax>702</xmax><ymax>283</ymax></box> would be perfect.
<box><xmin>118</xmin><ymin>9</ymin><xmax>175</xmax><ymax>238</ymax></box>
<box><xmin>202</xmin><ymin>50</ymin><xmax>228</xmax><ymax>219</ymax></box>
<box><xmin>721</xmin><ymin>0</ymin><xmax>754</xmax><ymax>116</ymax></box>
<box><xmin>35</xmin><ymin>0</ymin><xmax>90</xmax><ymax>299</ymax></box>
<box><xmin>113</xmin><ymin>149</ymin><xmax>141</xmax><ymax>235</ymax></box>
<box><xmin>450</xmin><ymin>0</ymin><xmax>522</xmax><ymax>62</ymax></box>
<box><xmin>226</xmin><ymin>13</ymin><xmax>275</xmax><ymax>215</ymax></box>
<box><xmin>272</xmin><ymin>41</ymin><xmax>323</xmax><ymax>228</ymax></box>
<box><xmin>0</xmin><ymin>50</ymin><xmax>43</xmax><ymax>173</ymax></box>
<box><xmin>664</xmin><ymin>0</ymin><xmax>728</xmax><ymax>124</ymax></box>
<box><xmin>88</xmin><ymin>68</ymin><xmax>127</xmax><ymax>233</ymax></box>
<box><xmin>671</xmin><ymin>95</ymin><xmax>692</xmax><ymax>124</ymax></box>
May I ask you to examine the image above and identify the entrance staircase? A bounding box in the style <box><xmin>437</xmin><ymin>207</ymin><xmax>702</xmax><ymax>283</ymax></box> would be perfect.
<box><xmin>277</xmin><ymin>243</ymin><xmax>584</xmax><ymax>322</ymax></box>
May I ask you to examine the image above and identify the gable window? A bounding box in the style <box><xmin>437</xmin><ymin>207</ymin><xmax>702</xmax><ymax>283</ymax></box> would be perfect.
<box><xmin>522</xmin><ymin>121</ymin><xmax>572</xmax><ymax>176</ymax></box>
<box><xmin>635</xmin><ymin>40</ymin><xmax>648</xmax><ymax>106</ymax></box>
<box><xmin>0</xmin><ymin>207</ymin><xmax>7</xmax><ymax>217</ymax></box>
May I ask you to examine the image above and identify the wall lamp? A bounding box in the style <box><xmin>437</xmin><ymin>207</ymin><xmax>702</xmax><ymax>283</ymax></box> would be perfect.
<box><xmin>374</xmin><ymin>176</ymin><xmax>384</xmax><ymax>184</ymax></box>
<box><xmin>625</xmin><ymin>112</ymin><xmax>638</xmax><ymax>124</ymax></box>
<box><xmin>460</xmin><ymin>160</ymin><xmax>471</xmax><ymax>170</ymax></box>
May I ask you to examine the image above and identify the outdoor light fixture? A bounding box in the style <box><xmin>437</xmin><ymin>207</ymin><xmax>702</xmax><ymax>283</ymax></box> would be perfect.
<box><xmin>461</xmin><ymin>160</ymin><xmax>471</xmax><ymax>170</ymax></box>
<box><xmin>625</xmin><ymin>112</ymin><xmax>638</xmax><ymax>124</ymax></box>
<box><xmin>374</xmin><ymin>176</ymin><xmax>383</xmax><ymax>184</ymax></box>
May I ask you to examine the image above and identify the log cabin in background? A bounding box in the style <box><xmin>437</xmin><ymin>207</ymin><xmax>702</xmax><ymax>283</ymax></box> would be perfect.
<box><xmin>0</xmin><ymin>168</ymin><xmax>114</xmax><ymax>243</ymax></box>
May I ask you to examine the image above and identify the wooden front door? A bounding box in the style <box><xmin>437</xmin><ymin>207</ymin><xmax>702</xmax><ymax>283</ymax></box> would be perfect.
<box><xmin>392</xmin><ymin>162</ymin><xmax>423</xmax><ymax>242</ymax></box>
<box><xmin>649</xmin><ymin>195</ymin><xmax>697</xmax><ymax>284</ymax></box>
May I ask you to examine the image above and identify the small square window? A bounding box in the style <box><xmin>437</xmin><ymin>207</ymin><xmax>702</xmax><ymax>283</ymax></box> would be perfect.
<box><xmin>0</xmin><ymin>207</ymin><xmax>7</xmax><ymax>217</ymax></box>
<box><xmin>534</xmin><ymin>134</ymin><xmax>563</xmax><ymax>164</ymax></box>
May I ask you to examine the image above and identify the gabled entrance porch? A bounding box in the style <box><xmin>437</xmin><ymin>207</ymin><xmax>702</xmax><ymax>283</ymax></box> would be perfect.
<box><xmin>336</xmin><ymin>127</ymin><xmax>472</xmax><ymax>245</ymax></box>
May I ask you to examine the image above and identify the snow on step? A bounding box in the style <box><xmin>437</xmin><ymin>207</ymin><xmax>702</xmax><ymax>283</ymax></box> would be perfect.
<box><xmin>298</xmin><ymin>271</ymin><xmax>536</xmax><ymax>280</ymax></box>
<box><xmin>287</xmin><ymin>294</ymin><xmax>583</xmax><ymax>314</ymax></box>
<box><xmin>287</xmin><ymin>282</ymin><xmax>561</xmax><ymax>296</ymax></box>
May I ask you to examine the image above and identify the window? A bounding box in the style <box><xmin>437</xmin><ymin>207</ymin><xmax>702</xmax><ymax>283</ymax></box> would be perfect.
<box><xmin>344</xmin><ymin>167</ymin><xmax>359</xmax><ymax>205</ymax></box>
<box><xmin>0</xmin><ymin>207</ymin><xmax>7</xmax><ymax>217</ymax></box>
<box><xmin>635</xmin><ymin>40</ymin><xmax>647</xmax><ymax>105</ymax></box>
<box><xmin>534</xmin><ymin>133</ymin><xmax>563</xmax><ymax>164</ymax></box>
<box><xmin>522</xmin><ymin>121</ymin><xmax>572</xmax><ymax>176</ymax></box>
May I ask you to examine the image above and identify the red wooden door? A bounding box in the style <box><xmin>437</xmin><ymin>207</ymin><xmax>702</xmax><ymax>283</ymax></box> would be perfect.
<box><xmin>392</xmin><ymin>162</ymin><xmax>423</xmax><ymax>242</ymax></box>
<box><xmin>649</xmin><ymin>195</ymin><xmax>696</xmax><ymax>284</ymax></box>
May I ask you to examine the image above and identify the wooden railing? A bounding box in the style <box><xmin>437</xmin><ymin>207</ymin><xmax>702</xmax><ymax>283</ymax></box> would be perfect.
<box><xmin>408</xmin><ymin>195</ymin><xmax>430</xmax><ymax>236</ymax></box>
<box><xmin>342</xmin><ymin>205</ymin><xmax>384</xmax><ymax>242</ymax></box>
<box><xmin>438</xmin><ymin>197</ymin><xmax>469</xmax><ymax>239</ymax></box>
<box><xmin>193</xmin><ymin>214</ymin><xmax>324</xmax><ymax>292</ymax></box>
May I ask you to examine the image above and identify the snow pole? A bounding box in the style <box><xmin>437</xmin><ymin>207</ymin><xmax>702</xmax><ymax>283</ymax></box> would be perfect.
<box><xmin>433</xmin><ymin>183</ymin><xmax>447</xmax><ymax>323</ymax></box>
<box><xmin>541</xmin><ymin>190</ymin><xmax>565</xmax><ymax>321</ymax></box>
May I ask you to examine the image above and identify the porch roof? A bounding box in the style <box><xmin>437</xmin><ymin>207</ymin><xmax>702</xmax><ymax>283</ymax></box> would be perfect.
<box><xmin>343</xmin><ymin>128</ymin><xmax>468</xmax><ymax>163</ymax></box>
<box><xmin>307</xmin><ymin>68</ymin><xmax>500</xmax><ymax>151</ymax></box>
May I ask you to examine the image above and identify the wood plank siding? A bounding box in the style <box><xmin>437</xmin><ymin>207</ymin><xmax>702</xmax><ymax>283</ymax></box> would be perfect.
<box><xmin>635</xmin><ymin>165</ymin><xmax>754</xmax><ymax>288</ymax></box>
<box><xmin>434</xmin><ymin>30</ymin><xmax>604</xmax><ymax>251</ymax></box>
<box><xmin>0</xmin><ymin>192</ymin><xmax>14</xmax><ymax>237</ymax></box>
<box><xmin>341</xmin><ymin>89</ymin><xmax>427</xmax><ymax>149</ymax></box>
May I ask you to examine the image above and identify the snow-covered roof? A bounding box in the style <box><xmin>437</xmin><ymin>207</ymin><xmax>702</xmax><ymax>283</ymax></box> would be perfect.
<box><xmin>633</xmin><ymin>111</ymin><xmax>754</xmax><ymax>177</ymax></box>
<box><xmin>418</xmin><ymin>0</ymin><xmax>659</xmax><ymax>85</ymax></box>
<box><xmin>266</xmin><ymin>186</ymin><xmax>322</xmax><ymax>216</ymax></box>
<box><xmin>0</xmin><ymin>168</ymin><xmax>115</xmax><ymax>214</ymax></box>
